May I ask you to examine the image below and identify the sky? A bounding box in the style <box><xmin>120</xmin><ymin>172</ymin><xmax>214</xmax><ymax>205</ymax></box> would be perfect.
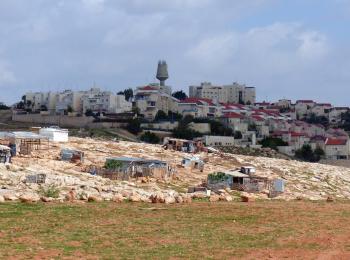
<box><xmin>0</xmin><ymin>0</ymin><xmax>350</xmax><ymax>105</ymax></box>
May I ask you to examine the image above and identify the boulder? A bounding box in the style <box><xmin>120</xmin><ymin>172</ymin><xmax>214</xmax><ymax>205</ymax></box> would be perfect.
<box><xmin>241</xmin><ymin>195</ymin><xmax>255</xmax><ymax>202</ymax></box>
<box><xmin>0</xmin><ymin>195</ymin><xmax>5</xmax><ymax>203</ymax></box>
<box><xmin>88</xmin><ymin>195</ymin><xmax>102</xmax><ymax>202</ymax></box>
<box><xmin>3</xmin><ymin>194</ymin><xmax>18</xmax><ymax>201</ymax></box>
<box><xmin>112</xmin><ymin>194</ymin><xmax>124</xmax><ymax>203</ymax></box>
<box><xmin>182</xmin><ymin>195</ymin><xmax>192</xmax><ymax>203</ymax></box>
<box><xmin>129</xmin><ymin>194</ymin><xmax>141</xmax><ymax>202</ymax></box>
<box><xmin>164</xmin><ymin>196</ymin><xmax>176</xmax><ymax>204</ymax></box>
<box><xmin>175</xmin><ymin>195</ymin><xmax>184</xmax><ymax>204</ymax></box>
<box><xmin>65</xmin><ymin>189</ymin><xmax>76</xmax><ymax>202</ymax></box>
<box><xmin>41</xmin><ymin>197</ymin><xmax>53</xmax><ymax>203</ymax></box>
<box><xmin>209</xmin><ymin>195</ymin><xmax>220</xmax><ymax>202</ymax></box>
<box><xmin>19</xmin><ymin>193</ymin><xmax>40</xmax><ymax>203</ymax></box>
<box><xmin>150</xmin><ymin>192</ymin><xmax>165</xmax><ymax>203</ymax></box>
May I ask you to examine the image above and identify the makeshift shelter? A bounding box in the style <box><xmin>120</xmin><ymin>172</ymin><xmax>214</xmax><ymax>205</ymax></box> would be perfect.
<box><xmin>181</xmin><ymin>156</ymin><xmax>205</xmax><ymax>171</ymax></box>
<box><xmin>61</xmin><ymin>149</ymin><xmax>84</xmax><ymax>163</ymax></box>
<box><xmin>0</xmin><ymin>131</ymin><xmax>50</xmax><ymax>155</ymax></box>
<box><xmin>207</xmin><ymin>167</ymin><xmax>284</xmax><ymax>196</ymax></box>
<box><xmin>39</xmin><ymin>128</ymin><xmax>68</xmax><ymax>142</ymax></box>
<box><xmin>163</xmin><ymin>137</ymin><xmax>204</xmax><ymax>153</ymax></box>
<box><xmin>0</xmin><ymin>145</ymin><xmax>11</xmax><ymax>163</ymax></box>
<box><xmin>88</xmin><ymin>157</ymin><xmax>175</xmax><ymax>180</ymax></box>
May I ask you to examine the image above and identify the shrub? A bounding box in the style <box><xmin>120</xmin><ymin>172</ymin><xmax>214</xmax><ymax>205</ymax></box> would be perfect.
<box><xmin>140</xmin><ymin>131</ymin><xmax>160</xmax><ymax>144</ymax></box>
<box><xmin>295</xmin><ymin>145</ymin><xmax>324</xmax><ymax>162</ymax></box>
<box><xmin>105</xmin><ymin>160</ymin><xmax>123</xmax><ymax>170</ymax></box>
<box><xmin>260</xmin><ymin>137</ymin><xmax>288</xmax><ymax>150</ymax></box>
<box><xmin>38</xmin><ymin>185</ymin><xmax>60</xmax><ymax>198</ymax></box>
<box><xmin>208</xmin><ymin>172</ymin><xmax>228</xmax><ymax>183</ymax></box>
<box><xmin>126</xmin><ymin>118</ymin><xmax>142</xmax><ymax>135</ymax></box>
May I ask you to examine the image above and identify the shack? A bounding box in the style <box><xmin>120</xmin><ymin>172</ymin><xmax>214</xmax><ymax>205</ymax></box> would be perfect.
<box><xmin>0</xmin><ymin>131</ymin><xmax>49</xmax><ymax>155</ymax></box>
<box><xmin>89</xmin><ymin>157</ymin><xmax>175</xmax><ymax>180</ymax></box>
<box><xmin>163</xmin><ymin>137</ymin><xmax>204</xmax><ymax>153</ymax></box>
<box><xmin>207</xmin><ymin>167</ymin><xmax>284</xmax><ymax>197</ymax></box>
<box><xmin>181</xmin><ymin>156</ymin><xmax>204</xmax><ymax>172</ymax></box>
<box><xmin>39</xmin><ymin>127</ymin><xmax>68</xmax><ymax>142</ymax></box>
<box><xmin>61</xmin><ymin>149</ymin><xmax>84</xmax><ymax>163</ymax></box>
<box><xmin>0</xmin><ymin>145</ymin><xmax>11</xmax><ymax>163</ymax></box>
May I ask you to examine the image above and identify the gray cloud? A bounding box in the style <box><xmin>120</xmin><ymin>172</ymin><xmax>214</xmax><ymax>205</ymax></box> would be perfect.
<box><xmin>0</xmin><ymin>0</ymin><xmax>349</xmax><ymax>105</ymax></box>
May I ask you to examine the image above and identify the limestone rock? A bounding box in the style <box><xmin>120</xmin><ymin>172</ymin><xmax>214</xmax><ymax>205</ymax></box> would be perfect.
<box><xmin>209</xmin><ymin>195</ymin><xmax>220</xmax><ymax>202</ymax></box>
<box><xmin>88</xmin><ymin>195</ymin><xmax>102</xmax><ymax>202</ymax></box>
<box><xmin>129</xmin><ymin>194</ymin><xmax>141</xmax><ymax>202</ymax></box>
<box><xmin>164</xmin><ymin>196</ymin><xmax>176</xmax><ymax>204</ymax></box>
<box><xmin>112</xmin><ymin>194</ymin><xmax>124</xmax><ymax>203</ymax></box>
<box><xmin>0</xmin><ymin>195</ymin><xmax>5</xmax><ymax>203</ymax></box>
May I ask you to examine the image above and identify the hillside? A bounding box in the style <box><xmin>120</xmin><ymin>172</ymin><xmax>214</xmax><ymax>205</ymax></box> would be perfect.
<box><xmin>1</xmin><ymin>137</ymin><xmax>350</xmax><ymax>202</ymax></box>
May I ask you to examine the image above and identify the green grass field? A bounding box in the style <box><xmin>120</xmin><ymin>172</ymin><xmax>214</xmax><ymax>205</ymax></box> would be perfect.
<box><xmin>0</xmin><ymin>201</ymin><xmax>350</xmax><ymax>259</ymax></box>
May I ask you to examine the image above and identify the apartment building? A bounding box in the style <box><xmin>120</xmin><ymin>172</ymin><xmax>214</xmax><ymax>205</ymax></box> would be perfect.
<box><xmin>189</xmin><ymin>82</ymin><xmax>256</xmax><ymax>105</ymax></box>
<box><xmin>24</xmin><ymin>88</ymin><xmax>131</xmax><ymax>115</ymax></box>
<box><xmin>133</xmin><ymin>84</ymin><xmax>179</xmax><ymax>120</ymax></box>
<box><xmin>178</xmin><ymin>98</ymin><xmax>220</xmax><ymax>118</ymax></box>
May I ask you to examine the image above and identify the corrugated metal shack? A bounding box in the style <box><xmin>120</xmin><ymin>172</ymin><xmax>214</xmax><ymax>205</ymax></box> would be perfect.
<box><xmin>88</xmin><ymin>157</ymin><xmax>175</xmax><ymax>181</ymax></box>
<box><xmin>0</xmin><ymin>131</ymin><xmax>49</xmax><ymax>155</ymax></box>
<box><xmin>61</xmin><ymin>149</ymin><xmax>84</xmax><ymax>163</ymax></box>
<box><xmin>163</xmin><ymin>137</ymin><xmax>204</xmax><ymax>153</ymax></box>
<box><xmin>207</xmin><ymin>166</ymin><xmax>285</xmax><ymax>197</ymax></box>
<box><xmin>0</xmin><ymin>145</ymin><xmax>11</xmax><ymax>163</ymax></box>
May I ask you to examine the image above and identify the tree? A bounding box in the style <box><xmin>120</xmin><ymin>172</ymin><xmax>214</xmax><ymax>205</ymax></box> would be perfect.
<box><xmin>260</xmin><ymin>137</ymin><xmax>288</xmax><ymax>150</ymax></box>
<box><xmin>0</xmin><ymin>102</ymin><xmax>10</xmax><ymax>110</ymax></box>
<box><xmin>140</xmin><ymin>131</ymin><xmax>160</xmax><ymax>144</ymax></box>
<box><xmin>234</xmin><ymin>131</ymin><xmax>242</xmax><ymax>139</ymax></box>
<box><xmin>295</xmin><ymin>144</ymin><xmax>323</xmax><ymax>162</ymax></box>
<box><xmin>172</xmin><ymin>90</ymin><xmax>188</xmax><ymax>100</ymax></box>
<box><xmin>210</xmin><ymin>120</ymin><xmax>233</xmax><ymax>136</ymax></box>
<box><xmin>85</xmin><ymin>109</ymin><xmax>94</xmax><ymax>117</ymax></box>
<box><xmin>155</xmin><ymin>110</ymin><xmax>168</xmax><ymax>121</ymax></box>
<box><xmin>118</xmin><ymin>88</ymin><xmax>134</xmax><ymax>101</ymax></box>
<box><xmin>126</xmin><ymin>118</ymin><xmax>142</xmax><ymax>135</ymax></box>
<box><xmin>168</xmin><ymin>111</ymin><xmax>182</xmax><ymax>121</ymax></box>
<box><xmin>67</xmin><ymin>105</ymin><xmax>73</xmax><ymax>113</ymax></box>
<box><xmin>306</xmin><ymin>113</ymin><xmax>329</xmax><ymax>127</ymax></box>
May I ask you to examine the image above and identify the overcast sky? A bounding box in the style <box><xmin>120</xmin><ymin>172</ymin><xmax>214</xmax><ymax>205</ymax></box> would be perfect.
<box><xmin>0</xmin><ymin>0</ymin><xmax>349</xmax><ymax>105</ymax></box>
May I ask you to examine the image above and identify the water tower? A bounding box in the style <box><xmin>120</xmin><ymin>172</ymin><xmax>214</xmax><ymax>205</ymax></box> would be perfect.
<box><xmin>156</xmin><ymin>60</ymin><xmax>169</xmax><ymax>86</ymax></box>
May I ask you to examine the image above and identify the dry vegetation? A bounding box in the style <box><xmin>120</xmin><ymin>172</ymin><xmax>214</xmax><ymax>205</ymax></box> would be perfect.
<box><xmin>0</xmin><ymin>201</ymin><xmax>350</xmax><ymax>259</ymax></box>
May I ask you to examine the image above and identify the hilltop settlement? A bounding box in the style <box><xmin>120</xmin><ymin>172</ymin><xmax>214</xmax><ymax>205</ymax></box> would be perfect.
<box><xmin>0</xmin><ymin>61</ymin><xmax>349</xmax><ymax>203</ymax></box>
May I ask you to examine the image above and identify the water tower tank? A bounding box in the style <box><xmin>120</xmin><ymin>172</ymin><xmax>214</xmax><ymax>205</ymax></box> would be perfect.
<box><xmin>156</xmin><ymin>60</ymin><xmax>169</xmax><ymax>86</ymax></box>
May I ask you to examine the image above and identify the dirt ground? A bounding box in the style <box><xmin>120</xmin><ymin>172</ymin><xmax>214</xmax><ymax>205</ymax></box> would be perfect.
<box><xmin>0</xmin><ymin>201</ymin><xmax>350</xmax><ymax>259</ymax></box>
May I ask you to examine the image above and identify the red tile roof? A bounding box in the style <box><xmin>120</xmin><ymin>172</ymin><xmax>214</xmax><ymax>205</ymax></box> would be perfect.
<box><xmin>180</xmin><ymin>98</ymin><xmax>215</xmax><ymax>106</ymax></box>
<box><xmin>223</xmin><ymin>112</ymin><xmax>244</xmax><ymax>119</ymax></box>
<box><xmin>325</xmin><ymin>138</ymin><xmax>348</xmax><ymax>146</ymax></box>
<box><xmin>296</xmin><ymin>100</ymin><xmax>315</xmax><ymax>103</ymax></box>
<box><xmin>252</xmin><ymin>115</ymin><xmax>264</xmax><ymax>121</ymax></box>
<box><xmin>290</xmin><ymin>132</ymin><xmax>305</xmax><ymax>137</ymax></box>
<box><xmin>317</xmin><ymin>103</ymin><xmax>332</xmax><ymax>107</ymax></box>
<box><xmin>140</xmin><ymin>86</ymin><xmax>158</xmax><ymax>91</ymax></box>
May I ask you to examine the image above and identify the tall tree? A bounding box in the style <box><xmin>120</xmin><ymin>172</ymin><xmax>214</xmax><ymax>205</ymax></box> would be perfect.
<box><xmin>172</xmin><ymin>90</ymin><xmax>188</xmax><ymax>100</ymax></box>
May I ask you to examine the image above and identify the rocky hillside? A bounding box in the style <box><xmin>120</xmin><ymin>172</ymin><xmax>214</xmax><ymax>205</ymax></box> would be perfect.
<box><xmin>0</xmin><ymin>137</ymin><xmax>350</xmax><ymax>203</ymax></box>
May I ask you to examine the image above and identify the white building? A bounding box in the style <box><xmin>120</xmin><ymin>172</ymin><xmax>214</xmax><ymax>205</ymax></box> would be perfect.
<box><xmin>324</xmin><ymin>138</ymin><xmax>349</xmax><ymax>160</ymax></box>
<box><xmin>133</xmin><ymin>84</ymin><xmax>179</xmax><ymax>120</ymax></box>
<box><xmin>203</xmin><ymin>135</ymin><xmax>235</xmax><ymax>147</ymax></box>
<box><xmin>24</xmin><ymin>88</ymin><xmax>131</xmax><ymax>115</ymax></box>
<box><xmin>189</xmin><ymin>82</ymin><xmax>256</xmax><ymax>105</ymax></box>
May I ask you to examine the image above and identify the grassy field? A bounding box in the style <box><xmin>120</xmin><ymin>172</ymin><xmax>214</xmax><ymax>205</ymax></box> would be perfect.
<box><xmin>0</xmin><ymin>201</ymin><xmax>350</xmax><ymax>259</ymax></box>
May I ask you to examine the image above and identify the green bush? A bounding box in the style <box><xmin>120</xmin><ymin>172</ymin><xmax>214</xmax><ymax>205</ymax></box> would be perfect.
<box><xmin>208</xmin><ymin>172</ymin><xmax>229</xmax><ymax>183</ymax></box>
<box><xmin>105</xmin><ymin>160</ymin><xmax>123</xmax><ymax>170</ymax></box>
<box><xmin>140</xmin><ymin>131</ymin><xmax>160</xmax><ymax>144</ymax></box>
<box><xmin>126</xmin><ymin>118</ymin><xmax>142</xmax><ymax>135</ymax></box>
<box><xmin>38</xmin><ymin>185</ymin><xmax>60</xmax><ymax>198</ymax></box>
<box><xmin>260</xmin><ymin>137</ymin><xmax>288</xmax><ymax>150</ymax></box>
<box><xmin>295</xmin><ymin>145</ymin><xmax>325</xmax><ymax>162</ymax></box>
